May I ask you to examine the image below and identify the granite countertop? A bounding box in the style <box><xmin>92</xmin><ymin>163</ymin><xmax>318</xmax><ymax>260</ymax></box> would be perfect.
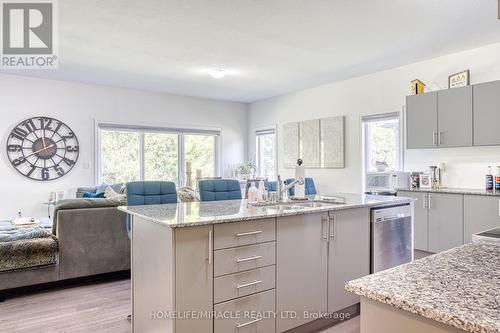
<box><xmin>346</xmin><ymin>243</ymin><xmax>500</xmax><ymax>333</ymax></box>
<box><xmin>398</xmin><ymin>187</ymin><xmax>500</xmax><ymax>197</ymax></box>
<box><xmin>118</xmin><ymin>193</ymin><xmax>412</xmax><ymax>228</ymax></box>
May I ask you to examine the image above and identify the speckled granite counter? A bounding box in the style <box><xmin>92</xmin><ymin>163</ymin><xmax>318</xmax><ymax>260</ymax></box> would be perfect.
<box><xmin>398</xmin><ymin>187</ymin><xmax>500</xmax><ymax>197</ymax></box>
<box><xmin>346</xmin><ymin>243</ymin><xmax>500</xmax><ymax>333</ymax></box>
<box><xmin>118</xmin><ymin>193</ymin><xmax>412</xmax><ymax>228</ymax></box>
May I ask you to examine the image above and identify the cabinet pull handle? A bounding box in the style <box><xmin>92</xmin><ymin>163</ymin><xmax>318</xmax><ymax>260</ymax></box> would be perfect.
<box><xmin>428</xmin><ymin>194</ymin><xmax>432</xmax><ymax>209</ymax></box>
<box><xmin>321</xmin><ymin>216</ymin><xmax>328</xmax><ymax>241</ymax></box>
<box><xmin>236</xmin><ymin>255</ymin><xmax>262</xmax><ymax>263</ymax></box>
<box><xmin>236</xmin><ymin>230</ymin><xmax>262</xmax><ymax>237</ymax></box>
<box><xmin>208</xmin><ymin>230</ymin><xmax>212</xmax><ymax>265</ymax></box>
<box><xmin>329</xmin><ymin>216</ymin><xmax>335</xmax><ymax>240</ymax></box>
<box><xmin>236</xmin><ymin>317</ymin><xmax>262</xmax><ymax>329</ymax></box>
<box><xmin>236</xmin><ymin>280</ymin><xmax>262</xmax><ymax>289</ymax></box>
<box><xmin>422</xmin><ymin>195</ymin><xmax>427</xmax><ymax>209</ymax></box>
<box><xmin>439</xmin><ymin>132</ymin><xmax>443</xmax><ymax>145</ymax></box>
<box><xmin>433</xmin><ymin>132</ymin><xmax>438</xmax><ymax>145</ymax></box>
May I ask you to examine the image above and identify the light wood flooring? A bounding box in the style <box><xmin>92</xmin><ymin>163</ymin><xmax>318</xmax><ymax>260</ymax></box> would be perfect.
<box><xmin>0</xmin><ymin>278</ymin><xmax>360</xmax><ymax>333</ymax></box>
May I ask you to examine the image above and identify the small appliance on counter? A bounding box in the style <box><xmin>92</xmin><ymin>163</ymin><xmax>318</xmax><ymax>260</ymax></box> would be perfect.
<box><xmin>365</xmin><ymin>171</ymin><xmax>410</xmax><ymax>196</ymax></box>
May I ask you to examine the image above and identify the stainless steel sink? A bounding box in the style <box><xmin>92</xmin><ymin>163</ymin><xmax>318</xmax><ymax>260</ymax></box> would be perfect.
<box><xmin>247</xmin><ymin>196</ymin><xmax>346</xmax><ymax>209</ymax></box>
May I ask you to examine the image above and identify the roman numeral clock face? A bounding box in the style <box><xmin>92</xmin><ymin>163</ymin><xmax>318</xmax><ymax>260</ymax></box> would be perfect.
<box><xmin>6</xmin><ymin>117</ymin><xmax>79</xmax><ymax>181</ymax></box>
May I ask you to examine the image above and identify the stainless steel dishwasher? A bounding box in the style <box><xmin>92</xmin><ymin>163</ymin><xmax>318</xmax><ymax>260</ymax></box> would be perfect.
<box><xmin>371</xmin><ymin>204</ymin><xmax>413</xmax><ymax>273</ymax></box>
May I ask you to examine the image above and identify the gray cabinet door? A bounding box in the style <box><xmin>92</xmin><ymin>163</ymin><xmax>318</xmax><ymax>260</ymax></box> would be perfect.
<box><xmin>398</xmin><ymin>191</ymin><xmax>428</xmax><ymax>251</ymax></box>
<box><xmin>428</xmin><ymin>193</ymin><xmax>463</xmax><ymax>253</ymax></box>
<box><xmin>474</xmin><ymin>80</ymin><xmax>500</xmax><ymax>146</ymax></box>
<box><xmin>406</xmin><ymin>92</ymin><xmax>438</xmax><ymax>149</ymax></box>
<box><xmin>328</xmin><ymin>208</ymin><xmax>370</xmax><ymax>313</ymax></box>
<box><xmin>175</xmin><ymin>225</ymin><xmax>214</xmax><ymax>333</ymax></box>
<box><xmin>276</xmin><ymin>213</ymin><xmax>328</xmax><ymax>332</ymax></box>
<box><xmin>464</xmin><ymin>195</ymin><xmax>500</xmax><ymax>243</ymax></box>
<box><xmin>437</xmin><ymin>86</ymin><xmax>473</xmax><ymax>147</ymax></box>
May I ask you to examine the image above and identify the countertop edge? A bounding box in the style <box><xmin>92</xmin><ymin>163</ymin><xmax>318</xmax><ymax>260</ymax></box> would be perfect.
<box><xmin>397</xmin><ymin>188</ymin><xmax>500</xmax><ymax>197</ymax></box>
<box><xmin>345</xmin><ymin>244</ymin><xmax>500</xmax><ymax>333</ymax></box>
<box><xmin>345</xmin><ymin>281</ymin><xmax>496</xmax><ymax>333</ymax></box>
<box><xmin>118</xmin><ymin>197</ymin><xmax>413</xmax><ymax>228</ymax></box>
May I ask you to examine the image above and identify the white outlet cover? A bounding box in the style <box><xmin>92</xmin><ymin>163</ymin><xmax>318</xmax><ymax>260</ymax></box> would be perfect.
<box><xmin>83</xmin><ymin>162</ymin><xmax>92</xmax><ymax>170</ymax></box>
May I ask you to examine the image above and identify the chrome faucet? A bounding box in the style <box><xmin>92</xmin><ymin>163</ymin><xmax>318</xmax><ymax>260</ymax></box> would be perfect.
<box><xmin>276</xmin><ymin>175</ymin><xmax>304</xmax><ymax>202</ymax></box>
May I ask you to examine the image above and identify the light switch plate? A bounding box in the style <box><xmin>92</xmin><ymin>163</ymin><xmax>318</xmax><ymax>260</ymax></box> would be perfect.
<box><xmin>83</xmin><ymin>162</ymin><xmax>91</xmax><ymax>170</ymax></box>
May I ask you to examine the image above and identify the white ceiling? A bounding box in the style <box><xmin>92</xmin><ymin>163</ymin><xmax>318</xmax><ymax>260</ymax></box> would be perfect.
<box><xmin>3</xmin><ymin>0</ymin><xmax>500</xmax><ymax>102</ymax></box>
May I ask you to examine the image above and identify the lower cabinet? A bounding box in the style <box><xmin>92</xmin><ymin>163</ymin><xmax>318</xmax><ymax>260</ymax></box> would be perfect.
<box><xmin>276</xmin><ymin>212</ymin><xmax>328</xmax><ymax>332</ymax></box>
<box><xmin>328</xmin><ymin>208</ymin><xmax>370</xmax><ymax>313</ymax></box>
<box><xmin>175</xmin><ymin>225</ymin><xmax>214</xmax><ymax>333</ymax></box>
<box><xmin>428</xmin><ymin>193</ymin><xmax>463</xmax><ymax>253</ymax></box>
<box><xmin>398</xmin><ymin>191</ymin><xmax>464</xmax><ymax>253</ymax></box>
<box><xmin>397</xmin><ymin>191</ymin><xmax>428</xmax><ymax>251</ymax></box>
<box><xmin>464</xmin><ymin>195</ymin><xmax>500</xmax><ymax>243</ymax></box>
<box><xmin>276</xmin><ymin>209</ymin><xmax>370</xmax><ymax>332</ymax></box>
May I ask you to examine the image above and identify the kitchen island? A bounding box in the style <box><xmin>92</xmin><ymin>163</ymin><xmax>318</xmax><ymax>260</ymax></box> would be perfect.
<box><xmin>346</xmin><ymin>243</ymin><xmax>500</xmax><ymax>333</ymax></box>
<box><xmin>119</xmin><ymin>193</ymin><xmax>412</xmax><ymax>333</ymax></box>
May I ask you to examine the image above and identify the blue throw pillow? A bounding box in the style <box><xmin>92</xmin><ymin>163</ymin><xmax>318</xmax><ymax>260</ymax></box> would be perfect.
<box><xmin>82</xmin><ymin>192</ymin><xmax>105</xmax><ymax>198</ymax></box>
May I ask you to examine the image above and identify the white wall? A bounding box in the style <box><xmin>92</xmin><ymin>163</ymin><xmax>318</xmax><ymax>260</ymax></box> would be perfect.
<box><xmin>248</xmin><ymin>42</ymin><xmax>500</xmax><ymax>194</ymax></box>
<box><xmin>0</xmin><ymin>74</ymin><xmax>247</xmax><ymax>219</ymax></box>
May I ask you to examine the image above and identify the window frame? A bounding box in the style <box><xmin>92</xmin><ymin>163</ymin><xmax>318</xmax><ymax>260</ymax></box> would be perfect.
<box><xmin>254</xmin><ymin>125</ymin><xmax>278</xmax><ymax>179</ymax></box>
<box><xmin>95</xmin><ymin>121</ymin><xmax>221</xmax><ymax>186</ymax></box>
<box><xmin>361</xmin><ymin>112</ymin><xmax>403</xmax><ymax>174</ymax></box>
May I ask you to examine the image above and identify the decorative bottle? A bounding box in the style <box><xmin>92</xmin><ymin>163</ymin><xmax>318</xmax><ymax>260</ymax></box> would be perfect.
<box><xmin>486</xmin><ymin>166</ymin><xmax>494</xmax><ymax>191</ymax></box>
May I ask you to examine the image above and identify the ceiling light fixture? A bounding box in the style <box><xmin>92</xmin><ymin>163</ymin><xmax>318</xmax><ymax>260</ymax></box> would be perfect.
<box><xmin>207</xmin><ymin>68</ymin><xmax>227</xmax><ymax>79</ymax></box>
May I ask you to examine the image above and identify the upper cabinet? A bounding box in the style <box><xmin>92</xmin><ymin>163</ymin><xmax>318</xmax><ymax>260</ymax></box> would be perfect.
<box><xmin>406</xmin><ymin>92</ymin><xmax>438</xmax><ymax>149</ymax></box>
<box><xmin>406</xmin><ymin>80</ymin><xmax>500</xmax><ymax>149</ymax></box>
<box><xmin>437</xmin><ymin>86</ymin><xmax>473</xmax><ymax>148</ymax></box>
<box><xmin>474</xmin><ymin>80</ymin><xmax>500</xmax><ymax>146</ymax></box>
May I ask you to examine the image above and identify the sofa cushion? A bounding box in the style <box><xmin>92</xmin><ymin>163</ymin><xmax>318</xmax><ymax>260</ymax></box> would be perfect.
<box><xmin>96</xmin><ymin>183</ymin><xmax>124</xmax><ymax>194</ymax></box>
<box><xmin>52</xmin><ymin>198</ymin><xmax>121</xmax><ymax>235</ymax></box>
<box><xmin>82</xmin><ymin>191</ymin><xmax>105</xmax><ymax>198</ymax></box>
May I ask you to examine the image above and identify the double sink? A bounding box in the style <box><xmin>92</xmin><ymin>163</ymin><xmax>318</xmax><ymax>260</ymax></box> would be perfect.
<box><xmin>249</xmin><ymin>196</ymin><xmax>347</xmax><ymax>211</ymax></box>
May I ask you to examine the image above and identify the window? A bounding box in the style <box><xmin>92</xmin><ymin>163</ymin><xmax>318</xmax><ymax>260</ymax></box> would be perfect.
<box><xmin>362</xmin><ymin>113</ymin><xmax>401</xmax><ymax>173</ymax></box>
<box><xmin>97</xmin><ymin>124</ymin><xmax>219</xmax><ymax>186</ymax></box>
<box><xmin>99</xmin><ymin>129</ymin><xmax>141</xmax><ymax>184</ymax></box>
<box><xmin>185</xmin><ymin>134</ymin><xmax>215</xmax><ymax>179</ymax></box>
<box><xmin>255</xmin><ymin>128</ymin><xmax>276</xmax><ymax>179</ymax></box>
<box><xmin>144</xmin><ymin>132</ymin><xmax>179</xmax><ymax>183</ymax></box>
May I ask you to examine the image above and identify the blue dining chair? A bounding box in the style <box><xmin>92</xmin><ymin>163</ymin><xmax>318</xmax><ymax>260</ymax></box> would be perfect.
<box><xmin>198</xmin><ymin>179</ymin><xmax>242</xmax><ymax>201</ymax></box>
<box><xmin>125</xmin><ymin>181</ymin><xmax>177</xmax><ymax>238</ymax></box>
<box><xmin>285</xmin><ymin>177</ymin><xmax>317</xmax><ymax>196</ymax></box>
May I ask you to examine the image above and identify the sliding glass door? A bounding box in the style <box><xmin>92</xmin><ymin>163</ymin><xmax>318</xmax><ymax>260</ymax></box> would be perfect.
<box><xmin>97</xmin><ymin>125</ymin><xmax>219</xmax><ymax>186</ymax></box>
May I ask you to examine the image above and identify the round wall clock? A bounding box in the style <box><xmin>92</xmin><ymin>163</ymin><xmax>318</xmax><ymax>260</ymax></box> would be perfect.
<box><xmin>6</xmin><ymin>117</ymin><xmax>79</xmax><ymax>181</ymax></box>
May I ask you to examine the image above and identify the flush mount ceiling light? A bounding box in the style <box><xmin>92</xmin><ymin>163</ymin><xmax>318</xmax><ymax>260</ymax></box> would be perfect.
<box><xmin>206</xmin><ymin>68</ymin><xmax>227</xmax><ymax>79</ymax></box>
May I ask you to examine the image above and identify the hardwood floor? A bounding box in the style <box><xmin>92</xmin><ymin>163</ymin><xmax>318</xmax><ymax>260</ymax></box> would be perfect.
<box><xmin>0</xmin><ymin>278</ymin><xmax>360</xmax><ymax>333</ymax></box>
<box><xmin>0</xmin><ymin>279</ymin><xmax>131</xmax><ymax>333</ymax></box>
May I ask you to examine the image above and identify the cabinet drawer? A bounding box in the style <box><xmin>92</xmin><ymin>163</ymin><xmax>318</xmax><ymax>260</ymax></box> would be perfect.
<box><xmin>214</xmin><ymin>265</ymin><xmax>275</xmax><ymax>304</ymax></box>
<box><xmin>214</xmin><ymin>290</ymin><xmax>275</xmax><ymax>333</ymax></box>
<box><xmin>214</xmin><ymin>218</ymin><xmax>276</xmax><ymax>250</ymax></box>
<box><xmin>214</xmin><ymin>242</ymin><xmax>275</xmax><ymax>277</ymax></box>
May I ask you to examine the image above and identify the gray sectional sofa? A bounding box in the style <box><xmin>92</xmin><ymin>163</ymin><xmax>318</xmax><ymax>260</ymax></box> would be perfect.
<box><xmin>0</xmin><ymin>197</ymin><xmax>130</xmax><ymax>294</ymax></box>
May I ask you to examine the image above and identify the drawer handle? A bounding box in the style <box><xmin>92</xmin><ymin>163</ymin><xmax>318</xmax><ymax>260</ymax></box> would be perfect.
<box><xmin>236</xmin><ymin>317</ymin><xmax>262</xmax><ymax>329</ymax></box>
<box><xmin>236</xmin><ymin>255</ymin><xmax>262</xmax><ymax>263</ymax></box>
<box><xmin>236</xmin><ymin>230</ymin><xmax>263</xmax><ymax>237</ymax></box>
<box><xmin>236</xmin><ymin>280</ymin><xmax>262</xmax><ymax>289</ymax></box>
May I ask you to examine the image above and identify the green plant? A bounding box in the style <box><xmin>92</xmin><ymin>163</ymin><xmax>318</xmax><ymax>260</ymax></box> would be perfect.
<box><xmin>237</xmin><ymin>160</ymin><xmax>256</xmax><ymax>174</ymax></box>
